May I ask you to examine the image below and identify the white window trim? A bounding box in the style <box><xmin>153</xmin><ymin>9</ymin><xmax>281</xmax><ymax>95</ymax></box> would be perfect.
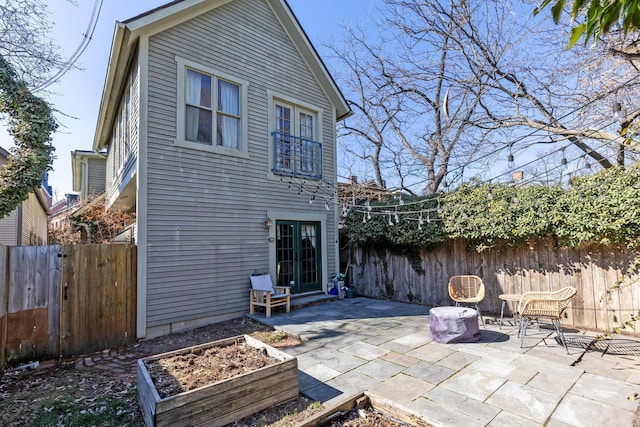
<box><xmin>81</xmin><ymin>161</ymin><xmax>88</xmax><ymax>200</ymax></box>
<box><xmin>266</xmin><ymin>209</ymin><xmax>329</xmax><ymax>294</ymax></box>
<box><xmin>175</xmin><ymin>56</ymin><xmax>249</xmax><ymax>158</ymax></box>
<box><xmin>266</xmin><ymin>90</ymin><xmax>323</xmax><ymax>181</ymax></box>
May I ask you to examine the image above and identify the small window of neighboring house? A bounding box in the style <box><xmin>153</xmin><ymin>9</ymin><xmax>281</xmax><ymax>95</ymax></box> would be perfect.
<box><xmin>175</xmin><ymin>57</ymin><xmax>249</xmax><ymax>157</ymax></box>
<box><xmin>273</xmin><ymin>100</ymin><xmax>322</xmax><ymax>179</ymax></box>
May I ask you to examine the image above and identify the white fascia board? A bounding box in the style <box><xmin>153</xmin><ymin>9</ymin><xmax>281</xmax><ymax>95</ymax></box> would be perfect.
<box><xmin>125</xmin><ymin>0</ymin><xmax>232</xmax><ymax>37</ymax></box>
<box><xmin>93</xmin><ymin>0</ymin><xmax>234</xmax><ymax>153</ymax></box>
<box><xmin>92</xmin><ymin>22</ymin><xmax>129</xmax><ymax>151</ymax></box>
<box><xmin>267</xmin><ymin>0</ymin><xmax>351</xmax><ymax>121</ymax></box>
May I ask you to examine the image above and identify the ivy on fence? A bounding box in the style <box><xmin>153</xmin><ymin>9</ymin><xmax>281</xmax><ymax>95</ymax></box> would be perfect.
<box><xmin>344</xmin><ymin>164</ymin><xmax>640</xmax><ymax>253</ymax></box>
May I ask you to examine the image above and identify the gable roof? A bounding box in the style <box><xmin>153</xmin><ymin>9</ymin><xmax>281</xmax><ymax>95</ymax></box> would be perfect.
<box><xmin>93</xmin><ymin>0</ymin><xmax>351</xmax><ymax>151</ymax></box>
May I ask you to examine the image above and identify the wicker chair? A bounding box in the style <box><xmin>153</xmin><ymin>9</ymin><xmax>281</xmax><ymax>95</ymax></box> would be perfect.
<box><xmin>448</xmin><ymin>275</ymin><xmax>485</xmax><ymax>326</ymax></box>
<box><xmin>518</xmin><ymin>286</ymin><xmax>577</xmax><ymax>353</ymax></box>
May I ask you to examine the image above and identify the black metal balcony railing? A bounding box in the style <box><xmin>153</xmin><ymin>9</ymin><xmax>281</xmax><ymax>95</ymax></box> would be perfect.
<box><xmin>272</xmin><ymin>131</ymin><xmax>322</xmax><ymax>179</ymax></box>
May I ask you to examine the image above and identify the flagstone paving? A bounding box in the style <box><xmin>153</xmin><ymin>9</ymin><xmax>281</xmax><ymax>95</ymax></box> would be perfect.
<box><xmin>252</xmin><ymin>297</ymin><xmax>640</xmax><ymax>427</ymax></box>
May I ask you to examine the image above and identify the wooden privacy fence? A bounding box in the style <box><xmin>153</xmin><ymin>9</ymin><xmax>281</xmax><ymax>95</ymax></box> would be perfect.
<box><xmin>350</xmin><ymin>238</ymin><xmax>640</xmax><ymax>333</ymax></box>
<box><xmin>0</xmin><ymin>244</ymin><xmax>136</xmax><ymax>368</ymax></box>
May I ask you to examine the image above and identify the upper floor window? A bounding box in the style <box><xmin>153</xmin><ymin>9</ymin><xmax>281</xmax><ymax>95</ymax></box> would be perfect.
<box><xmin>176</xmin><ymin>57</ymin><xmax>248</xmax><ymax>157</ymax></box>
<box><xmin>273</xmin><ymin>100</ymin><xmax>322</xmax><ymax>179</ymax></box>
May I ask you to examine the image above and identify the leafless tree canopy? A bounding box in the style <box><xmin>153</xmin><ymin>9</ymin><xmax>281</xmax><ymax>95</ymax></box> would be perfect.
<box><xmin>0</xmin><ymin>0</ymin><xmax>66</xmax><ymax>88</ymax></box>
<box><xmin>331</xmin><ymin>0</ymin><xmax>640</xmax><ymax>192</ymax></box>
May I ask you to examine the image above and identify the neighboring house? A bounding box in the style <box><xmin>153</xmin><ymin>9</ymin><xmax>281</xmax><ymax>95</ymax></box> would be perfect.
<box><xmin>93</xmin><ymin>0</ymin><xmax>350</xmax><ymax>338</ymax></box>
<box><xmin>71</xmin><ymin>150</ymin><xmax>107</xmax><ymax>200</ymax></box>
<box><xmin>49</xmin><ymin>193</ymin><xmax>80</xmax><ymax>235</ymax></box>
<box><xmin>0</xmin><ymin>147</ymin><xmax>52</xmax><ymax>246</ymax></box>
<box><xmin>337</xmin><ymin>176</ymin><xmax>396</xmax><ymax>221</ymax></box>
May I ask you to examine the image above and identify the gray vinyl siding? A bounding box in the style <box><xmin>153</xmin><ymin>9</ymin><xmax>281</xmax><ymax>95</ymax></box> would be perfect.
<box><xmin>144</xmin><ymin>0</ymin><xmax>338</xmax><ymax>327</ymax></box>
<box><xmin>87</xmin><ymin>158</ymin><xmax>106</xmax><ymax>196</ymax></box>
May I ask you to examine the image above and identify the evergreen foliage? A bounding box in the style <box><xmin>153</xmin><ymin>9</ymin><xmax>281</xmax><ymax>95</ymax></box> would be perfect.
<box><xmin>344</xmin><ymin>165</ymin><xmax>640</xmax><ymax>252</ymax></box>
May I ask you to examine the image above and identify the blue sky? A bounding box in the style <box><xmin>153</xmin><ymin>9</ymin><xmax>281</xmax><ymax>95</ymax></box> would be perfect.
<box><xmin>0</xmin><ymin>0</ymin><xmax>376</xmax><ymax>200</ymax></box>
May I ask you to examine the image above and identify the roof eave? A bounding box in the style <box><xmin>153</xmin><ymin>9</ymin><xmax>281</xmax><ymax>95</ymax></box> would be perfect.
<box><xmin>92</xmin><ymin>22</ymin><xmax>131</xmax><ymax>152</ymax></box>
<box><xmin>270</xmin><ymin>0</ymin><xmax>351</xmax><ymax>121</ymax></box>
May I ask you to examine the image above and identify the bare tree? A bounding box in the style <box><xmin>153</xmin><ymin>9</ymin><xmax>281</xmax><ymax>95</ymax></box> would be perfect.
<box><xmin>331</xmin><ymin>0</ymin><xmax>640</xmax><ymax>191</ymax></box>
<box><xmin>0</xmin><ymin>0</ymin><xmax>66</xmax><ymax>88</ymax></box>
<box><xmin>331</xmin><ymin>0</ymin><xmax>493</xmax><ymax>194</ymax></box>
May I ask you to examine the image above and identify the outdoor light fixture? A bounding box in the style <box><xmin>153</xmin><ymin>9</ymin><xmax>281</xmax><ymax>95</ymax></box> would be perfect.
<box><xmin>263</xmin><ymin>218</ymin><xmax>273</xmax><ymax>228</ymax></box>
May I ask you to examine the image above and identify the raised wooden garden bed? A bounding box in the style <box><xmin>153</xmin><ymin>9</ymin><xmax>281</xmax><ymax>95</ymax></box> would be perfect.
<box><xmin>137</xmin><ymin>334</ymin><xmax>298</xmax><ymax>427</ymax></box>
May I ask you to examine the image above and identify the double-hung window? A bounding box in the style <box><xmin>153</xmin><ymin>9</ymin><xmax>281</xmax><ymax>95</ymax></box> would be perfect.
<box><xmin>176</xmin><ymin>57</ymin><xmax>248</xmax><ymax>156</ymax></box>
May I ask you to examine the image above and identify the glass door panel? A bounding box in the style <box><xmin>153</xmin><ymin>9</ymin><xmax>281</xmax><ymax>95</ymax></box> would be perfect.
<box><xmin>276</xmin><ymin>221</ymin><xmax>321</xmax><ymax>294</ymax></box>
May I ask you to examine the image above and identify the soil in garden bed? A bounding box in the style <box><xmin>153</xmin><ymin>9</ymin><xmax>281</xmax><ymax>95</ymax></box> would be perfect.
<box><xmin>145</xmin><ymin>340</ymin><xmax>278</xmax><ymax>398</ymax></box>
<box><xmin>230</xmin><ymin>396</ymin><xmax>418</xmax><ymax>427</ymax></box>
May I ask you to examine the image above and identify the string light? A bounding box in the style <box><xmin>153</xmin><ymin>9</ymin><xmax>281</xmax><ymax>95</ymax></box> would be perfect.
<box><xmin>275</xmin><ymin>97</ymin><xmax>627</xmax><ymax>234</ymax></box>
<box><xmin>507</xmin><ymin>144</ymin><xmax>515</xmax><ymax>169</ymax></box>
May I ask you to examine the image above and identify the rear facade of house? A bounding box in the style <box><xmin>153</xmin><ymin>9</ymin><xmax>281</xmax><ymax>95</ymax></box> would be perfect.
<box><xmin>94</xmin><ymin>0</ymin><xmax>350</xmax><ymax>338</ymax></box>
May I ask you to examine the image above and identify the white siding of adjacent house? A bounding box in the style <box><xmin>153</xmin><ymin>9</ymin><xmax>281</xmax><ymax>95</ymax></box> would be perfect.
<box><xmin>20</xmin><ymin>193</ymin><xmax>48</xmax><ymax>245</ymax></box>
<box><xmin>0</xmin><ymin>209</ymin><xmax>19</xmax><ymax>246</ymax></box>
<box><xmin>142</xmin><ymin>0</ymin><xmax>338</xmax><ymax>332</ymax></box>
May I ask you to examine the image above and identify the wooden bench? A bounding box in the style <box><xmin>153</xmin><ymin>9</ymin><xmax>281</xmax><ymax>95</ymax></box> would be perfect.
<box><xmin>249</xmin><ymin>274</ymin><xmax>290</xmax><ymax>318</ymax></box>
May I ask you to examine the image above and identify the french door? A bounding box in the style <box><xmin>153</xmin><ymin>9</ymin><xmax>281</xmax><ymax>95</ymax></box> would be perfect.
<box><xmin>276</xmin><ymin>221</ymin><xmax>321</xmax><ymax>294</ymax></box>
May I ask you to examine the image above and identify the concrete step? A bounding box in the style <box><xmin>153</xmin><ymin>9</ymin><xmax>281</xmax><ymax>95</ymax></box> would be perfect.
<box><xmin>291</xmin><ymin>291</ymin><xmax>338</xmax><ymax>309</ymax></box>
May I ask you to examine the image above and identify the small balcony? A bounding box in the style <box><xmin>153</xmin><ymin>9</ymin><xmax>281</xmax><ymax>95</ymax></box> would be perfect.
<box><xmin>272</xmin><ymin>131</ymin><xmax>322</xmax><ymax>179</ymax></box>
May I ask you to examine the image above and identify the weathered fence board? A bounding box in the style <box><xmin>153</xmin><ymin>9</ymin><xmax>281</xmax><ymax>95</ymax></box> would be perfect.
<box><xmin>1</xmin><ymin>244</ymin><xmax>136</xmax><ymax>369</ymax></box>
<box><xmin>5</xmin><ymin>245</ymin><xmax>60</xmax><ymax>363</ymax></box>
<box><xmin>60</xmin><ymin>244</ymin><xmax>137</xmax><ymax>357</ymax></box>
<box><xmin>351</xmin><ymin>238</ymin><xmax>640</xmax><ymax>333</ymax></box>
